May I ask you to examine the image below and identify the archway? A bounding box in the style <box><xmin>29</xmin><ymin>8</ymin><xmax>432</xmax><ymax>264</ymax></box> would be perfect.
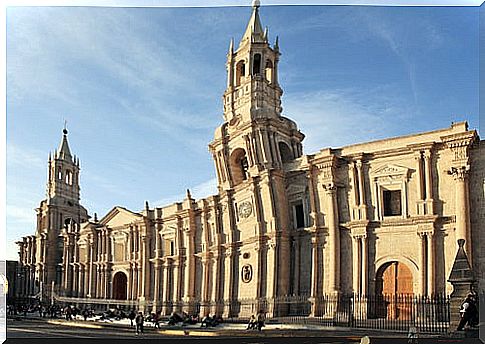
<box><xmin>229</xmin><ymin>148</ymin><xmax>249</xmax><ymax>185</ymax></box>
<box><xmin>375</xmin><ymin>261</ymin><xmax>413</xmax><ymax>319</ymax></box>
<box><xmin>112</xmin><ymin>271</ymin><xmax>127</xmax><ymax>300</ymax></box>
<box><xmin>278</xmin><ymin>142</ymin><xmax>294</xmax><ymax>163</ymax></box>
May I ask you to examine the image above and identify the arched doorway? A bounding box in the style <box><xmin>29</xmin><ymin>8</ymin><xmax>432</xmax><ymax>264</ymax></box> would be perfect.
<box><xmin>375</xmin><ymin>261</ymin><xmax>413</xmax><ymax>319</ymax></box>
<box><xmin>112</xmin><ymin>272</ymin><xmax>127</xmax><ymax>300</ymax></box>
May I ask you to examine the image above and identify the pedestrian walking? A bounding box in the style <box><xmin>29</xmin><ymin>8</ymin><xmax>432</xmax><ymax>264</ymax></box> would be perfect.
<box><xmin>135</xmin><ymin>311</ymin><xmax>144</xmax><ymax>335</ymax></box>
<box><xmin>128</xmin><ymin>309</ymin><xmax>136</xmax><ymax>326</ymax></box>
<box><xmin>82</xmin><ymin>308</ymin><xmax>89</xmax><ymax>321</ymax></box>
<box><xmin>256</xmin><ymin>311</ymin><xmax>265</xmax><ymax>331</ymax></box>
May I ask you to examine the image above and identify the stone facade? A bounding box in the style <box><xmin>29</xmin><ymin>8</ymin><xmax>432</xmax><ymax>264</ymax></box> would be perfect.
<box><xmin>16</xmin><ymin>3</ymin><xmax>485</xmax><ymax>317</ymax></box>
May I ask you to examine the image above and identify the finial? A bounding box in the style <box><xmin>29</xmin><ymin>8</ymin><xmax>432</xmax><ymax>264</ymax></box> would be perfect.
<box><xmin>186</xmin><ymin>189</ymin><xmax>192</xmax><ymax>199</ymax></box>
<box><xmin>274</xmin><ymin>35</ymin><xmax>279</xmax><ymax>50</ymax></box>
<box><xmin>94</xmin><ymin>213</ymin><xmax>98</xmax><ymax>222</ymax></box>
<box><xmin>458</xmin><ymin>239</ymin><xmax>465</xmax><ymax>247</ymax></box>
<box><xmin>252</xmin><ymin>0</ymin><xmax>260</xmax><ymax>8</ymax></box>
<box><xmin>229</xmin><ymin>37</ymin><xmax>234</xmax><ymax>54</ymax></box>
<box><xmin>263</xmin><ymin>26</ymin><xmax>268</xmax><ymax>41</ymax></box>
<box><xmin>63</xmin><ymin>120</ymin><xmax>68</xmax><ymax>135</ymax></box>
<box><xmin>48</xmin><ymin>152</ymin><xmax>51</xmax><ymax>161</ymax></box>
<box><xmin>145</xmin><ymin>200</ymin><xmax>149</xmax><ymax>210</ymax></box>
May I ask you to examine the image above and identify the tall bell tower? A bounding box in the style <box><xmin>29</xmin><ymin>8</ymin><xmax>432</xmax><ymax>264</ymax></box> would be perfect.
<box><xmin>209</xmin><ymin>1</ymin><xmax>305</xmax><ymax>308</ymax></box>
<box><xmin>35</xmin><ymin>126</ymin><xmax>89</xmax><ymax>296</ymax></box>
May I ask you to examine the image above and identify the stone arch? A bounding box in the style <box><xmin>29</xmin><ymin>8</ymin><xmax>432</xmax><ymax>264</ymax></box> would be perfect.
<box><xmin>375</xmin><ymin>260</ymin><xmax>414</xmax><ymax>320</ymax></box>
<box><xmin>252</xmin><ymin>53</ymin><xmax>261</xmax><ymax>75</ymax></box>
<box><xmin>230</xmin><ymin>148</ymin><xmax>249</xmax><ymax>185</ymax></box>
<box><xmin>112</xmin><ymin>271</ymin><xmax>128</xmax><ymax>300</ymax></box>
<box><xmin>265</xmin><ymin>59</ymin><xmax>273</xmax><ymax>83</ymax></box>
<box><xmin>235</xmin><ymin>60</ymin><xmax>245</xmax><ymax>86</ymax></box>
<box><xmin>375</xmin><ymin>255</ymin><xmax>419</xmax><ymax>291</ymax></box>
<box><xmin>278</xmin><ymin>141</ymin><xmax>294</xmax><ymax>163</ymax></box>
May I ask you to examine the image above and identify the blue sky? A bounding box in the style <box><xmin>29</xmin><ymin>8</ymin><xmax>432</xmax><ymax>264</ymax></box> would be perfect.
<box><xmin>5</xmin><ymin>2</ymin><xmax>480</xmax><ymax>260</ymax></box>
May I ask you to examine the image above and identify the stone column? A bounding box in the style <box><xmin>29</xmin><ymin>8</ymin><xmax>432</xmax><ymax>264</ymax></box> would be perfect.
<box><xmin>427</xmin><ymin>232</ymin><xmax>435</xmax><ymax>295</ymax></box>
<box><xmin>450</xmin><ymin>166</ymin><xmax>471</xmax><ymax>255</ymax></box>
<box><xmin>350</xmin><ymin>162</ymin><xmax>359</xmax><ymax>221</ymax></box>
<box><xmin>418</xmin><ymin>233</ymin><xmax>427</xmax><ymax>295</ymax></box>
<box><xmin>324</xmin><ymin>183</ymin><xmax>340</xmax><ymax>293</ymax></box>
<box><xmin>414</xmin><ymin>152</ymin><xmax>425</xmax><ymax>215</ymax></box>
<box><xmin>200</xmin><ymin>257</ymin><xmax>211</xmax><ymax>316</ymax></box>
<box><xmin>423</xmin><ymin>150</ymin><xmax>434</xmax><ymax>214</ymax></box>
<box><xmin>310</xmin><ymin>235</ymin><xmax>322</xmax><ymax>316</ymax></box>
<box><xmin>128</xmin><ymin>265</ymin><xmax>133</xmax><ymax>300</ymax></box>
<box><xmin>153</xmin><ymin>262</ymin><xmax>160</xmax><ymax>312</ymax></box>
<box><xmin>183</xmin><ymin>232</ymin><xmax>195</xmax><ymax>305</ymax></box>
<box><xmin>357</xmin><ymin>160</ymin><xmax>367</xmax><ymax>220</ymax></box>
<box><xmin>359</xmin><ymin>236</ymin><xmax>367</xmax><ymax>296</ymax></box>
<box><xmin>222</xmin><ymin>248</ymin><xmax>234</xmax><ymax>317</ymax></box>
<box><xmin>161</xmin><ymin>259</ymin><xmax>171</xmax><ymax>315</ymax></box>
<box><xmin>87</xmin><ymin>238</ymin><xmax>94</xmax><ymax>297</ymax></box>
<box><xmin>293</xmin><ymin>237</ymin><xmax>300</xmax><ymax>295</ymax></box>
<box><xmin>172</xmin><ymin>261</ymin><xmax>180</xmax><ymax>309</ymax></box>
<box><xmin>352</xmin><ymin>236</ymin><xmax>360</xmax><ymax>294</ymax></box>
<box><xmin>211</xmin><ymin>255</ymin><xmax>221</xmax><ymax>315</ymax></box>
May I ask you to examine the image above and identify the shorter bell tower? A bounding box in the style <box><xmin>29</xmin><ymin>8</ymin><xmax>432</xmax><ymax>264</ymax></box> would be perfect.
<box><xmin>34</xmin><ymin>126</ymin><xmax>89</xmax><ymax>297</ymax></box>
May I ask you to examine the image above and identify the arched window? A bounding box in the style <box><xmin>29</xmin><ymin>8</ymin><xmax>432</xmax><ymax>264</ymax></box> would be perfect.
<box><xmin>58</xmin><ymin>169</ymin><xmax>62</xmax><ymax>180</ymax></box>
<box><xmin>236</xmin><ymin>60</ymin><xmax>245</xmax><ymax>86</ymax></box>
<box><xmin>265</xmin><ymin>59</ymin><xmax>273</xmax><ymax>83</ymax></box>
<box><xmin>278</xmin><ymin>142</ymin><xmax>294</xmax><ymax>163</ymax></box>
<box><xmin>230</xmin><ymin>148</ymin><xmax>249</xmax><ymax>185</ymax></box>
<box><xmin>253</xmin><ymin>53</ymin><xmax>261</xmax><ymax>76</ymax></box>
<box><xmin>65</xmin><ymin>170</ymin><xmax>72</xmax><ymax>185</ymax></box>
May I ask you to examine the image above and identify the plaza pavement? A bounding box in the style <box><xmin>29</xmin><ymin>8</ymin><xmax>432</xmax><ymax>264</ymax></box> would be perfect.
<box><xmin>6</xmin><ymin>312</ymin><xmax>481</xmax><ymax>343</ymax></box>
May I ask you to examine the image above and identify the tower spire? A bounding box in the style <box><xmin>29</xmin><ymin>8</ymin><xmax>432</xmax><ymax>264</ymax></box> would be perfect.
<box><xmin>240</xmin><ymin>0</ymin><xmax>265</xmax><ymax>46</ymax></box>
<box><xmin>57</xmin><ymin>123</ymin><xmax>72</xmax><ymax>162</ymax></box>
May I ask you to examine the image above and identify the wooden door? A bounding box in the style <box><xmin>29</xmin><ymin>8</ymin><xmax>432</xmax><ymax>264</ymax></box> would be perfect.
<box><xmin>376</xmin><ymin>262</ymin><xmax>413</xmax><ymax>319</ymax></box>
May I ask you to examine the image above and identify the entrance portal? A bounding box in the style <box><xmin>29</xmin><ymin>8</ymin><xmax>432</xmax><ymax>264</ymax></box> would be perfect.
<box><xmin>112</xmin><ymin>271</ymin><xmax>127</xmax><ymax>300</ymax></box>
<box><xmin>375</xmin><ymin>261</ymin><xmax>413</xmax><ymax>319</ymax></box>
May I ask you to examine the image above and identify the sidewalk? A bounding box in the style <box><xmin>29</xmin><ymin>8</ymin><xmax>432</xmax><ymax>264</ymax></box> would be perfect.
<box><xmin>5</xmin><ymin>313</ymin><xmax>450</xmax><ymax>339</ymax></box>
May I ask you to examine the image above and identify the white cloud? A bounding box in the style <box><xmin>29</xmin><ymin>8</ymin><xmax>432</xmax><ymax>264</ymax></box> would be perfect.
<box><xmin>284</xmin><ymin>86</ymin><xmax>412</xmax><ymax>153</ymax></box>
<box><xmin>6</xmin><ymin>204</ymin><xmax>36</xmax><ymax>224</ymax></box>
<box><xmin>6</xmin><ymin>143</ymin><xmax>45</xmax><ymax>169</ymax></box>
<box><xmin>152</xmin><ymin>177</ymin><xmax>218</xmax><ymax>207</ymax></box>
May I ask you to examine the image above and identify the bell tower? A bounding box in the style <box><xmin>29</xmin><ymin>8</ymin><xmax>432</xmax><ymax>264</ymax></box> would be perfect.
<box><xmin>34</xmin><ymin>126</ymin><xmax>89</xmax><ymax>297</ymax></box>
<box><xmin>211</xmin><ymin>0</ymin><xmax>305</xmax><ymax>191</ymax></box>
<box><xmin>47</xmin><ymin>126</ymin><xmax>81</xmax><ymax>202</ymax></box>
<box><xmin>209</xmin><ymin>1</ymin><xmax>305</xmax><ymax>306</ymax></box>
<box><xmin>223</xmin><ymin>0</ymin><xmax>282</xmax><ymax>125</ymax></box>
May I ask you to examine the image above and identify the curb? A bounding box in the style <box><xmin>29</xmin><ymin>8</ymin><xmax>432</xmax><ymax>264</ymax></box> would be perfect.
<box><xmin>46</xmin><ymin>320</ymin><xmax>103</xmax><ymax>329</ymax></box>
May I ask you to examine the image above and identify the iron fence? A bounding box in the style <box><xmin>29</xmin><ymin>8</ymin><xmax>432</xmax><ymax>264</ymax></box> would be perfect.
<box><xmin>48</xmin><ymin>293</ymin><xmax>451</xmax><ymax>334</ymax></box>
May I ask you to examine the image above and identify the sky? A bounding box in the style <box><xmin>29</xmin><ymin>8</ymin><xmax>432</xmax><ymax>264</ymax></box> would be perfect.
<box><xmin>4</xmin><ymin>1</ymin><xmax>482</xmax><ymax>261</ymax></box>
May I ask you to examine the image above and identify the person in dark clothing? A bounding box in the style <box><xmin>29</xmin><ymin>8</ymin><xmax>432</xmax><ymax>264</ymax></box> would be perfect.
<box><xmin>457</xmin><ymin>293</ymin><xmax>479</xmax><ymax>331</ymax></box>
<box><xmin>82</xmin><ymin>309</ymin><xmax>89</xmax><ymax>321</ymax></box>
<box><xmin>256</xmin><ymin>311</ymin><xmax>265</xmax><ymax>331</ymax></box>
<box><xmin>152</xmin><ymin>312</ymin><xmax>161</xmax><ymax>329</ymax></box>
<box><xmin>128</xmin><ymin>310</ymin><xmax>136</xmax><ymax>326</ymax></box>
<box><xmin>135</xmin><ymin>312</ymin><xmax>144</xmax><ymax>335</ymax></box>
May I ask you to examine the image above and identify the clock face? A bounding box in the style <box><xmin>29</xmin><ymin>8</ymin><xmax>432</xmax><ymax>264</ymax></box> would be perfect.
<box><xmin>238</xmin><ymin>201</ymin><xmax>252</xmax><ymax>219</ymax></box>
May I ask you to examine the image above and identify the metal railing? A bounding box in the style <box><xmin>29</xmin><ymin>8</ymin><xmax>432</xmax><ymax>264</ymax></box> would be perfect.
<box><xmin>47</xmin><ymin>293</ymin><xmax>451</xmax><ymax>334</ymax></box>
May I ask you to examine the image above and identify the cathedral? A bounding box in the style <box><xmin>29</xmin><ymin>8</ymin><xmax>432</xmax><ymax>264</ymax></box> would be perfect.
<box><xmin>15</xmin><ymin>2</ymin><xmax>485</xmax><ymax>318</ymax></box>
